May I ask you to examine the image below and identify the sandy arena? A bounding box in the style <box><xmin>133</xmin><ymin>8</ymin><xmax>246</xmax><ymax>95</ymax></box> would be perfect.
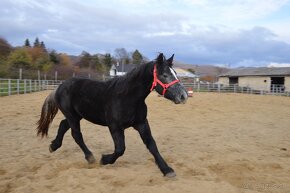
<box><xmin>0</xmin><ymin>91</ymin><xmax>290</xmax><ymax>193</ymax></box>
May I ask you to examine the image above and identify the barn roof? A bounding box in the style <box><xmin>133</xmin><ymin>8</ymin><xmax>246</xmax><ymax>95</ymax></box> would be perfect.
<box><xmin>220</xmin><ymin>67</ymin><xmax>290</xmax><ymax>77</ymax></box>
<box><xmin>174</xmin><ymin>67</ymin><xmax>198</xmax><ymax>78</ymax></box>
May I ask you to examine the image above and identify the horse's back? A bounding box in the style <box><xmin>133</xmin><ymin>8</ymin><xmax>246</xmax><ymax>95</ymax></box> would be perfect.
<box><xmin>55</xmin><ymin>78</ymin><xmax>109</xmax><ymax>125</ymax></box>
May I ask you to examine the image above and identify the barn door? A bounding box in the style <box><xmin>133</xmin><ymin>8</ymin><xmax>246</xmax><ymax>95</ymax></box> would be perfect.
<box><xmin>271</xmin><ymin>77</ymin><xmax>285</xmax><ymax>93</ymax></box>
<box><xmin>229</xmin><ymin>77</ymin><xmax>238</xmax><ymax>85</ymax></box>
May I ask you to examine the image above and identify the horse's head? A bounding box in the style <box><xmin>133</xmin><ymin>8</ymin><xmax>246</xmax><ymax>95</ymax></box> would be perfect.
<box><xmin>151</xmin><ymin>53</ymin><xmax>188</xmax><ymax>104</ymax></box>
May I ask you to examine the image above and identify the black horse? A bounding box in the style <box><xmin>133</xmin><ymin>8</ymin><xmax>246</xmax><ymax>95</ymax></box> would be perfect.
<box><xmin>37</xmin><ymin>53</ymin><xmax>188</xmax><ymax>177</ymax></box>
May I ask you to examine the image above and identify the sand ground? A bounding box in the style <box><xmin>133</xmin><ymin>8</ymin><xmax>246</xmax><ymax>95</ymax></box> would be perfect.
<box><xmin>0</xmin><ymin>91</ymin><xmax>290</xmax><ymax>193</ymax></box>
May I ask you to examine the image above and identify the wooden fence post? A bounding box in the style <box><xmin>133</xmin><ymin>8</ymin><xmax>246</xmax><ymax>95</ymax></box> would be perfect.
<box><xmin>8</xmin><ymin>79</ymin><xmax>11</xmax><ymax>96</ymax></box>
<box><xmin>17</xmin><ymin>79</ymin><xmax>19</xmax><ymax>94</ymax></box>
<box><xmin>29</xmin><ymin>80</ymin><xmax>32</xmax><ymax>93</ymax></box>
<box><xmin>24</xmin><ymin>79</ymin><xmax>26</xmax><ymax>94</ymax></box>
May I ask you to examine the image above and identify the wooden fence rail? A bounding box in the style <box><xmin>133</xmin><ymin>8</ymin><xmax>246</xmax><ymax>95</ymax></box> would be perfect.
<box><xmin>183</xmin><ymin>82</ymin><xmax>290</xmax><ymax>97</ymax></box>
<box><xmin>0</xmin><ymin>79</ymin><xmax>62</xmax><ymax>96</ymax></box>
<box><xmin>1</xmin><ymin>78</ymin><xmax>289</xmax><ymax>97</ymax></box>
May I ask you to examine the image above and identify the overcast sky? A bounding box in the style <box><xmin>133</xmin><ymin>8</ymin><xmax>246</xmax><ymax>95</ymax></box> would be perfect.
<box><xmin>1</xmin><ymin>0</ymin><xmax>290</xmax><ymax>67</ymax></box>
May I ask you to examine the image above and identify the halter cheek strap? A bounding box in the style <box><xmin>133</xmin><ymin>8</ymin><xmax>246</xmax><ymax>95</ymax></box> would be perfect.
<box><xmin>150</xmin><ymin>65</ymin><xmax>180</xmax><ymax>95</ymax></box>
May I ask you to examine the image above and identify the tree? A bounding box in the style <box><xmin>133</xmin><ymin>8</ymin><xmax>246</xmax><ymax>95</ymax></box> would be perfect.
<box><xmin>34</xmin><ymin>55</ymin><xmax>53</xmax><ymax>71</ymax></box>
<box><xmin>187</xmin><ymin>68</ymin><xmax>195</xmax><ymax>74</ymax></box>
<box><xmin>58</xmin><ymin>53</ymin><xmax>71</xmax><ymax>66</ymax></box>
<box><xmin>103</xmin><ymin>53</ymin><xmax>112</xmax><ymax>70</ymax></box>
<box><xmin>78</xmin><ymin>51</ymin><xmax>92</xmax><ymax>68</ymax></box>
<box><xmin>114</xmin><ymin>48</ymin><xmax>129</xmax><ymax>65</ymax></box>
<box><xmin>7</xmin><ymin>48</ymin><xmax>32</xmax><ymax>69</ymax></box>
<box><xmin>24</xmin><ymin>38</ymin><xmax>31</xmax><ymax>47</ymax></box>
<box><xmin>27</xmin><ymin>46</ymin><xmax>46</xmax><ymax>64</ymax></box>
<box><xmin>0</xmin><ymin>37</ymin><xmax>12</xmax><ymax>60</ymax></box>
<box><xmin>33</xmin><ymin>37</ymin><xmax>40</xmax><ymax>47</ymax></box>
<box><xmin>49</xmin><ymin>50</ymin><xmax>59</xmax><ymax>64</ymax></box>
<box><xmin>90</xmin><ymin>54</ymin><xmax>101</xmax><ymax>70</ymax></box>
<box><xmin>40</xmin><ymin>41</ymin><xmax>47</xmax><ymax>52</ymax></box>
<box><xmin>0</xmin><ymin>38</ymin><xmax>11</xmax><ymax>77</ymax></box>
<box><xmin>132</xmin><ymin>49</ymin><xmax>143</xmax><ymax>65</ymax></box>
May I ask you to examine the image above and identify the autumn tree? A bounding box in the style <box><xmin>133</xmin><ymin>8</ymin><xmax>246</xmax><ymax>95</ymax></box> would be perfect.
<box><xmin>58</xmin><ymin>53</ymin><xmax>71</xmax><ymax>66</ymax></box>
<box><xmin>0</xmin><ymin>37</ymin><xmax>12</xmax><ymax>60</ymax></box>
<box><xmin>187</xmin><ymin>68</ymin><xmax>195</xmax><ymax>74</ymax></box>
<box><xmin>27</xmin><ymin>47</ymin><xmax>45</xmax><ymax>64</ymax></box>
<box><xmin>132</xmin><ymin>49</ymin><xmax>143</xmax><ymax>65</ymax></box>
<box><xmin>7</xmin><ymin>48</ymin><xmax>32</xmax><ymax>69</ymax></box>
<box><xmin>0</xmin><ymin>38</ymin><xmax>12</xmax><ymax>76</ymax></box>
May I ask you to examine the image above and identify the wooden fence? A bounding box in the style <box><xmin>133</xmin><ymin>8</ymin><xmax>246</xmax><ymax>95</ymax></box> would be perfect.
<box><xmin>1</xmin><ymin>78</ymin><xmax>289</xmax><ymax>97</ymax></box>
<box><xmin>0</xmin><ymin>79</ymin><xmax>62</xmax><ymax>96</ymax></box>
<box><xmin>183</xmin><ymin>82</ymin><xmax>290</xmax><ymax>97</ymax></box>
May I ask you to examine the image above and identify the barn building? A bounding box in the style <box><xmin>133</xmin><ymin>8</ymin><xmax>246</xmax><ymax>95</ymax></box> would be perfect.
<box><xmin>219</xmin><ymin>67</ymin><xmax>290</xmax><ymax>92</ymax></box>
<box><xmin>110</xmin><ymin>64</ymin><xmax>198</xmax><ymax>82</ymax></box>
<box><xmin>109</xmin><ymin>64</ymin><xmax>137</xmax><ymax>76</ymax></box>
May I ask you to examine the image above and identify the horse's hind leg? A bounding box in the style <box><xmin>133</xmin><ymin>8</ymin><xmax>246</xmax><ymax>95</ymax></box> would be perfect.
<box><xmin>50</xmin><ymin>119</ymin><xmax>70</xmax><ymax>152</ymax></box>
<box><xmin>101</xmin><ymin>124</ymin><xmax>125</xmax><ymax>165</ymax></box>
<box><xmin>67</xmin><ymin>119</ymin><xmax>96</xmax><ymax>164</ymax></box>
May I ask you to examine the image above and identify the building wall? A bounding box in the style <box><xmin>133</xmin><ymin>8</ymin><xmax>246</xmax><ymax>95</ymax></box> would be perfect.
<box><xmin>219</xmin><ymin>76</ymin><xmax>290</xmax><ymax>92</ymax></box>
<box><xmin>218</xmin><ymin>77</ymin><xmax>229</xmax><ymax>85</ymax></box>
<box><xmin>219</xmin><ymin>76</ymin><xmax>270</xmax><ymax>91</ymax></box>
<box><xmin>285</xmin><ymin>77</ymin><xmax>290</xmax><ymax>92</ymax></box>
<box><xmin>238</xmin><ymin>76</ymin><xmax>270</xmax><ymax>91</ymax></box>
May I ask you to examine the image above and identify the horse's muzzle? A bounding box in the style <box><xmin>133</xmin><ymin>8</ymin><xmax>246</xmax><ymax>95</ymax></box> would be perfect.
<box><xmin>174</xmin><ymin>89</ymin><xmax>188</xmax><ymax>104</ymax></box>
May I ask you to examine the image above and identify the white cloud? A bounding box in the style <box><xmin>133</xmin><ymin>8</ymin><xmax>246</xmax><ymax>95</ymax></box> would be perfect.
<box><xmin>1</xmin><ymin>0</ymin><xmax>290</xmax><ymax>66</ymax></box>
<box><xmin>268</xmin><ymin>63</ymin><xmax>290</xmax><ymax>67</ymax></box>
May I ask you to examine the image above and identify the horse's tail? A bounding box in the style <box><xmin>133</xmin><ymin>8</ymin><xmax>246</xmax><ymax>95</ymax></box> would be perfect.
<box><xmin>36</xmin><ymin>90</ymin><xmax>58</xmax><ymax>137</ymax></box>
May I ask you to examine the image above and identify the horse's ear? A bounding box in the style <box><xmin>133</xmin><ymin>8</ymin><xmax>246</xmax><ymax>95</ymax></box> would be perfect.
<box><xmin>167</xmin><ymin>54</ymin><xmax>174</xmax><ymax>67</ymax></box>
<box><xmin>156</xmin><ymin>53</ymin><xmax>164</xmax><ymax>65</ymax></box>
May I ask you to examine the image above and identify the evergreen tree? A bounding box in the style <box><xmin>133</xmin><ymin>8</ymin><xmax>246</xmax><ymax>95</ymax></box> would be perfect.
<box><xmin>132</xmin><ymin>49</ymin><xmax>143</xmax><ymax>65</ymax></box>
<box><xmin>24</xmin><ymin>38</ymin><xmax>31</xmax><ymax>47</ymax></box>
<box><xmin>33</xmin><ymin>37</ymin><xmax>40</xmax><ymax>47</ymax></box>
<box><xmin>40</xmin><ymin>41</ymin><xmax>47</xmax><ymax>52</ymax></box>
<box><xmin>49</xmin><ymin>50</ymin><xmax>59</xmax><ymax>64</ymax></box>
<box><xmin>103</xmin><ymin>53</ymin><xmax>112</xmax><ymax>70</ymax></box>
<box><xmin>78</xmin><ymin>51</ymin><xmax>91</xmax><ymax>68</ymax></box>
<box><xmin>90</xmin><ymin>54</ymin><xmax>100</xmax><ymax>70</ymax></box>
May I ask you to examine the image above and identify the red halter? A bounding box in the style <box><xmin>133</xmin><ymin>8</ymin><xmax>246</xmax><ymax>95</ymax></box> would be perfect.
<box><xmin>150</xmin><ymin>64</ymin><xmax>180</xmax><ymax>95</ymax></box>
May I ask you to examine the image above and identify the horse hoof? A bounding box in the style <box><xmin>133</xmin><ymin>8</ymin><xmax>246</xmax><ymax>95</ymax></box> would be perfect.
<box><xmin>165</xmin><ymin>171</ymin><xmax>176</xmax><ymax>178</ymax></box>
<box><xmin>86</xmin><ymin>154</ymin><xmax>96</xmax><ymax>164</ymax></box>
<box><xmin>49</xmin><ymin>145</ymin><xmax>54</xmax><ymax>153</ymax></box>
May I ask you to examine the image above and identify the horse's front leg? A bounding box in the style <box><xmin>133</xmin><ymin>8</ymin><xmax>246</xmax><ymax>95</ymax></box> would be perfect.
<box><xmin>100</xmin><ymin>124</ymin><xmax>125</xmax><ymax>165</ymax></box>
<box><xmin>134</xmin><ymin>119</ymin><xmax>176</xmax><ymax>177</ymax></box>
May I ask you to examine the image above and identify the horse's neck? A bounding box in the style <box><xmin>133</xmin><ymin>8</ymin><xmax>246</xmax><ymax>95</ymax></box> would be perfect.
<box><xmin>125</xmin><ymin>62</ymin><xmax>154</xmax><ymax>99</ymax></box>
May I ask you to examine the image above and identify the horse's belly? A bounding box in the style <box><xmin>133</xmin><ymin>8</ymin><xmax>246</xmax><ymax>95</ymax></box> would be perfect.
<box><xmin>77</xmin><ymin>105</ymin><xmax>108</xmax><ymax>126</ymax></box>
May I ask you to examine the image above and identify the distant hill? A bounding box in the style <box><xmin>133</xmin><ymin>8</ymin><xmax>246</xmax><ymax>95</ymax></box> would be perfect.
<box><xmin>174</xmin><ymin>61</ymin><xmax>229</xmax><ymax>77</ymax></box>
<box><xmin>68</xmin><ymin>55</ymin><xmax>229</xmax><ymax>77</ymax></box>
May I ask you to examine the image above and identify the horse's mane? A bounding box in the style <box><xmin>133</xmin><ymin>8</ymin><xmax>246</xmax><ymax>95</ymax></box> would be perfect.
<box><xmin>106</xmin><ymin>61</ymin><xmax>154</xmax><ymax>95</ymax></box>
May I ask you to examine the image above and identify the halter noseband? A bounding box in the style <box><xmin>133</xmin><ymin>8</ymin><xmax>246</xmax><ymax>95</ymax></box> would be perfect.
<box><xmin>150</xmin><ymin>64</ymin><xmax>180</xmax><ymax>95</ymax></box>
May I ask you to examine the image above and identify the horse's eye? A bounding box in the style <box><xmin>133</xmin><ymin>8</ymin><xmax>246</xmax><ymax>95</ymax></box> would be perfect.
<box><xmin>162</xmin><ymin>74</ymin><xmax>168</xmax><ymax>78</ymax></box>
